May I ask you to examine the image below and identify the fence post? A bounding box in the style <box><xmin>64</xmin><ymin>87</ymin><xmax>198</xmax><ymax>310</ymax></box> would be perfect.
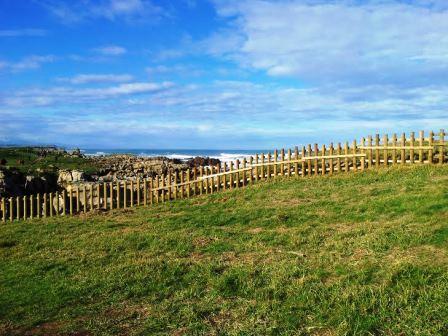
<box><xmin>49</xmin><ymin>192</ymin><xmax>53</xmax><ymax>217</ymax></box>
<box><xmin>287</xmin><ymin>149</ymin><xmax>291</xmax><ymax>176</ymax></box>
<box><xmin>82</xmin><ymin>187</ymin><xmax>87</xmax><ymax>213</ymax></box>
<box><xmin>30</xmin><ymin>195</ymin><xmax>34</xmax><ymax>219</ymax></box>
<box><xmin>69</xmin><ymin>189</ymin><xmax>73</xmax><ymax>215</ymax></box>
<box><xmin>383</xmin><ymin>134</ymin><xmax>388</xmax><ymax>166</ymax></box>
<box><xmin>136</xmin><ymin>179</ymin><xmax>141</xmax><ymax>206</ymax></box>
<box><xmin>9</xmin><ymin>197</ymin><xmax>14</xmax><ymax>221</ymax></box>
<box><xmin>294</xmin><ymin>147</ymin><xmax>299</xmax><ymax>178</ymax></box>
<box><xmin>109</xmin><ymin>182</ymin><xmax>113</xmax><ymax>209</ymax></box>
<box><xmin>155</xmin><ymin>176</ymin><xmax>160</xmax><ymax>204</ymax></box>
<box><xmin>37</xmin><ymin>194</ymin><xmax>41</xmax><ymax>218</ymax></box>
<box><xmin>116</xmin><ymin>182</ymin><xmax>120</xmax><ymax>209</ymax></box>
<box><xmin>89</xmin><ymin>185</ymin><xmax>94</xmax><ymax>212</ymax></box>
<box><xmin>1</xmin><ymin>198</ymin><xmax>5</xmax><ymax>222</ymax></box>
<box><xmin>16</xmin><ymin>196</ymin><xmax>20</xmax><ymax>221</ymax></box>
<box><xmin>123</xmin><ymin>181</ymin><xmax>127</xmax><ymax>208</ymax></box>
<box><xmin>419</xmin><ymin>130</ymin><xmax>424</xmax><ymax>163</ymax></box>
<box><xmin>199</xmin><ymin>167</ymin><xmax>204</xmax><ymax>195</ymax></box>
<box><xmin>62</xmin><ymin>190</ymin><xmax>66</xmax><ymax>215</ymax></box>
<box><xmin>235</xmin><ymin>160</ymin><xmax>240</xmax><ymax>187</ymax></box>
<box><xmin>392</xmin><ymin>134</ymin><xmax>397</xmax><ymax>165</ymax></box>
<box><xmin>130</xmin><ymin>180</ymin><xmax>135</xmax><ymax>206</ymax></box>
<box><xmin>180</xmin><ymin>171</ymin><xmax>185</xmax><ymax>197</ymax></box>
<box><xmin>267</xmin><ymin>153</ymin><xmax>272</xmax><ymax>179</ymax></box>
<box><xmin>300</xmin><ymin>147</ymin><xmax>305</xmax><ymax>177</ymax></box>
<box><xmin>375</xmin><ymin>134</ymin><xmax>380</xmax><ymax>168</ymax></box>
<box><xmin>401</xmin><ymin>133</ymin><xmax>406</xmax><ymax>165</ymax></box>
<box><xmin>242</xmin><ymin>158</ymin><xmax>247</xmax><ymax>186</ymax></box>
<box><xmin>352</xmin><ymin>140</ymin><xmax>358</xmax><ymax>172</ymax></box>
<box><xmin>367</xmin><ymin>136</ymin><xmax>372</xmax><ymax>168</ymax></box>
<box><xmin>103</xmin><ymin>183</ymin><xmax>108</xmax><ymax>210</ymax></box>
<box><xmin>313</xmin><ymin>144</ymin><xmax>319</xmax><ymax>176</ymax></box>
<box><xmin>344</xmin><ymin>142</ymin><xmax>349</xmax><ymax>172</ymax></box>
<box><xmin>261</xmin><ymin>153</ymin><xmax>265</xmax><ymax>180</ymax></box>
<box><xmin>23</xmin><ymin>196</ymin><xmax>27</xmax><ymax>220</ymax></box>
<box><xmin>429</xmin><ymin>131</ymin><xmax>434</xmax><ymax>163</ymax></box>
<box><xmin>55</xmin><ymin>192</ymin><xmax>60</xmax><ymax>216</ymax></box>
<box><xmin>439</xmin><ymin>129</ymin><xmax>445</xmax><ymax>165</ymax></box>
<box><xmin>76</xmin><ymin>187</ymin><xmax>80</xmax><ymax>213</ymax></box>
<box><xmin>174</xmin><ymin>171</ymin><xmax>178</xmax><ymax>199</ymax></box>
<box><xmin>273</xmin><ymin>150</ymin><xmax>278</xmax><ymax>179</ymax></box>
<box><xmin>321</xmin><ymin>144</ymin><xmax>326</xmax><ymax>175</ymax></box>
<box><xmin>280</xmin><ymin>149</ymin><xmax>285</xmax><ymax>176</ymax></box>
<box><xmin>410</xmin><ymin>132</ymin><xmax>415</xmax><ymax>164</ymax></box>
<box><xmin>43</xmin><ymin>193</ymin><xmax>47</xmax><ymax>218</ymax></box>
<box><xmin>187</xmin><ymin>169</ymin><xmax>191</xmax><ymax>196</ymax></box>
<box><xmin>149</xmin><ymin>178</ymin><xmax>154</xmax><ymax>205</ymax></box>
<box><xmin>360</xmin><ymin>137</ymin><xmax>365</xmax><ymax>171</ymax></box>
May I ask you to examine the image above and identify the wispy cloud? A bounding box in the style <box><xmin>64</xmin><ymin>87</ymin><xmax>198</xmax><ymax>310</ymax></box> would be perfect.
<box><xmin>39</xmin><ymin>0</ymin><xmax>166</xmax><ymax>24</ymax></box>
<box><xmin>93</xmin><ymin>45</ymin><xmax>127</xmax><ymax>56</ymax></box>
<box><xmin>57</xmin><ymin>73</ymin><xmax>134</xmax><ymax>84</ymax></box>
<box><xmin>0</xmin><ymin>55</ymin><xmax>55</xmax><ymax>72</ymax></box>
<box><xmin>0</xmin><ymin>29</ymin><xmax>47</xmax><ymax>37</ymax></box>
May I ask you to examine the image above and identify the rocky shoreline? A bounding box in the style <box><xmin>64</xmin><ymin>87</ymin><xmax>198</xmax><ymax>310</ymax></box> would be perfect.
<box><xmin>0</xmin><ymin>149</ymin><xmax>220</xmax><ymax>198</ymax></box>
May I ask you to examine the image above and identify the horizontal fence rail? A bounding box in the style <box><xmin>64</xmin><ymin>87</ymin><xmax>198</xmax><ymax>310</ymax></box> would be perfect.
<box><xmin>1</xmin><ymin>129</ymin><xmax>446</xmax><ymax>222</ymax></box>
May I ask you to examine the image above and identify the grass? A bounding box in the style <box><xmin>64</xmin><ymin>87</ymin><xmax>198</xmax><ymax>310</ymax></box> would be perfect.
<box><xmin>0</xmin><ymin>164</ymin><xmax>447</xmax><ymax>335</ymax></box>
<box><xmin>0</xmin><ymin>147</ymin><xmax>97</xmax><ymax>174</ymax></box>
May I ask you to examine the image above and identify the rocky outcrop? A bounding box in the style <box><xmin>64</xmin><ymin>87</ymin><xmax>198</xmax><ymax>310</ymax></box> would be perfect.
<box><xmin>57</xmin><ymin>170</ymin><xmax>85</xmax><ymax>187</ymax></box>
<box><xmin>186</xmin><ymin>156</ymin><xmax>221</xmax><ymax>168</ymax></box>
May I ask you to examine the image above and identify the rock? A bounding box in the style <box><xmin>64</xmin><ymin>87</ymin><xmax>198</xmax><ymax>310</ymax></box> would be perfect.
<box><xmin>186</xmin><ymin>156</ymin><xmax>221</xmax><ymax>168</ymax></box>
<box><xmin>57</xmin><ymin>169</ymin><xmax>85</xmax><ymax>187</ymax></box>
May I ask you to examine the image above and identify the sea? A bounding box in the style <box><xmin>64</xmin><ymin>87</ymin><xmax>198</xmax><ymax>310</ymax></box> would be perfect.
<box><xmin>81</xmin><ymin>149</ymin><xmax>268</xmax><ymax>163</ymax></box>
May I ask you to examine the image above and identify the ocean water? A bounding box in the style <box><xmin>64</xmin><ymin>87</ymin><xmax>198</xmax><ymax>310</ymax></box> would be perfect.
<box><xmin>82</xmin><ymin>149</ymin><xmax>267</xmax><ymax>162</ymax></box>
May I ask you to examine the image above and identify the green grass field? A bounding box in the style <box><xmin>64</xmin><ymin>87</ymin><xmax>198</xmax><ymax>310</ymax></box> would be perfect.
<box><xmin>1</xmin><ymin>165</ymin><xmax>447</xmax><ymax>335</ymax></box>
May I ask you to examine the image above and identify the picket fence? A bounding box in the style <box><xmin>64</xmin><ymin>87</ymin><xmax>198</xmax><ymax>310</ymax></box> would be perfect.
<box><xmin>1</xmin><ymin>129</ymin><xmax>446</xmax><ymax>222</ymax></box>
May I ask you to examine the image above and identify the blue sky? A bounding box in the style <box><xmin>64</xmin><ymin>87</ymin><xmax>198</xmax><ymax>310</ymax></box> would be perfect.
<box><xmin>0</xmin><ymin>0</ymin><xmax>447</xmax><ymax>149</ymax></box>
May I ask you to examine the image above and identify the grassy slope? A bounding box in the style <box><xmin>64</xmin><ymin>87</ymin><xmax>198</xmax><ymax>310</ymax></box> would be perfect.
<box><xmin>0</xmin><ymin>165</ymin><xmax>447</xmax><ymax>335</ymax></box>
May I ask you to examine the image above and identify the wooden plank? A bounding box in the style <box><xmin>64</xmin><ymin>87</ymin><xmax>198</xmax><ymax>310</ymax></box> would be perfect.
<box><xmin>149</xmin><ymin>178</ymin><xmax>154</xmax><ymax>205</ymax></box>
<box><xmin>55</xmin><ymin>192</ymin><xmax>60</xmax><ymax>216</ymax></box>
<box><xmin>199</xmin><ymin>167</ymin><xmax>204</xmax><ymax>195</ymax></box>
<box><xmin>329</xmin><ymin>143</ymin><xmax>334</xmax><ymax>175</ymax></box>
<box><xmin>314</xmin><ymin>144</ymin><xmax>319</xmax><ymax>176</ymax></box>
<box><xmin>37</xmin><ymin>194</ymin><xmax>41</xmax><ymax>218</ymax></box>
<box><xmin>410</xmin><ymin>132</ymin><xmax>415</xmax><ymax>164</ymax></box>
<box><xmin>301</xmin><ymin>146</ymin><xmax>306</xmax><ymax>176</ymax></box>
<box><xmin>294</xmin><ymin>146</ymin><xmax>299</xmax><ymax>178</ymax></box>
<box><xmin>360</xmin><ymin>138</ymin><xmax>365</xmax><ymax>171</ymax></box>
<box><xmin>235</xmin><ymin>160</ymin><xmax>240</xmax><ymax>187</ymax></box>
<box><xmin>321</xmin><ymin>144</ymin><xmax>326</xmax><ymax>175</ymax></box>
<box><xmin>167</xmin><ymin>171</ymin><xmax>172</xmax><ymax>199</ymax></box>
<box><xmin>174</xmin><ymin>171</ymin><xmax>178</xmax><ymax>199</ymax></box>
<box><xmin>187</xmin><ymin>169</ymin><xmax>191</xmax><ymax>197</ymax></box>
<box><xmin>9</xmin><ymin>197</ymin><xmax>14</xmax><ymax>221</ymax></box>
<box><xmin>69</xmin><ymin>190</ymin><xmax>73</xmax><ymax>215</ymax></box>
<box><xmin>30</xmin><ymin>195</ymin><xmax>34</xmax><ymax>219</ymax></box>
<box><xmin>344</xmin><ymin>142</ymin><xmax>349</xmax><ymax>172</ymax></box>
<box><xmin>392</xmin><ymin>133</ymin><xmax>397</xmax><ymax>165</ymax></box>
<box><xmin>96</xmin><ymin>184</ymin><xmax>100</xmax><ymax>209</ymax></box>
<box><xmin>109</xmin><ymin>182</ymin><xmax>114</xmax><ymax>210</ymax></box>
<box><xmin>180</xmin><ymin>171</ymin><xmax>185</xmax><ymax>197</ymax></box>
<box><xmin>83</xmin><ymin>187</ymin><xmax>87</xmax><ymax>213</ymax></box>
<box><xmin>123</xmin><ymin>181</ymin><xmax>127</xmax><ymax>208</ymax></box>
<box><xmin>429</xmin><ymin>131</ymin><xmax>434</xmax><ymax>163</ymax></box>
<box><xmin>367</xmin><ymin>136</ymin><xmax>372</xmax><ymax>168</ymax></box>
<box><xmin>280</xmin><ymin>149</ymin><xmax>285</xmax><ymax>176</ymax></box>
<box><xmin>16</xmin><ymin>196</ymin><xmax>20</xmax><ymax>220</ymax></box>
<box><xmin>336</xmin><ymin>143</ymin><xmax>342</xmax><ymax>173</ymax></box>
<box><xmin>1</xmin><ymin>198</ymin><xmax>5</xmax><ymax>222</ymax></box>
<box><xmin>255</xmin><ymin>154</ymin><xmax>259</xmax><ymax>181</ymax></box>
<box><xmin>261</xmin><ymin>153</ymin><xmax>265</xmax><ymax>180</ymax></box>
<box><xmin>142</xmin><ymin>179</ymin><xmax>147</xmax><ymax>205</ymax></box>
<box><xmin>249</xmin><ymin>157</ymin><xmax>253</xmax><ymax>184</ymax></box>
<box><xmin>116</xmin><ymin>182</ymin><xmax>121</xmax><ymax>209</ymax></box>
<box><xmin>273</xmin><ymin>150</ymin><xmax>278</xmax><ymax>178</ymax></box>
<box><xmin>401</xmin><ymin>133</ymin><xmax>406</xmax><ymax>165</ymax></box>
<box><xmin>76</xmin><ymin>187</ymin><xmax>80</xmax><ymax>212</ymax></box>
<box><xmin>161</xmin><ymin>175</ymin><xmax>166</xmax><ymax>202</ymax></box>
<box><xmin>49</xmin><ymin>192</ymin><xmax>54</xmax><ymax>217</ymax></box>
<box><xmin>267</xmin><ymin>153</ymin><xmax>271</xmax><ymax>179</ymax></box>
<box><xmin>242</xmin><ymin>158</ymin><xmax>247</xmax><ymax>186</ymax></box>
<box><xmin>155</xmin><ymin>176</ymin><xmax>160</xmax><ymax>204</ymax></box>
<box><xmin>419</xmin><ymin>131</ymin><xmax>424</xmax><ymax>163</ymax></box>
<box><xmin>103</xmin><ymin>183</ymin><xmax>108</xmax><ymax>210</ymax></box>
<box><xmin>375</xmin><ymin>134</ymin><xmax>380</xmax><ymax>168</ymax></box>
<box><xmin>383</xmin><ymin>134</ymin><xmax>388</xmax><ymax>166</ymax></box>
<box><xmin>352</xmin><ymin>140</ymin><xmax>357</xmax><ymax>172</ymax></box>
<box><xmin>89</xmin><ymin>185</ymin><xmax>93</xmax><ymax>212</ymax></box>
<box><xmin>287</xmin><ymin>149</ymin><xmax>292</xmax><ymax>176</ymax></box>
<box><xmin>23</xmin><ymin>195</ymin><xmax>27</xmax><ymax>220</ymax></box>
<box><xmin>130</xmin><ymin>180</ymin><xmax>135</xmax><ymax>206</ymax></box>
<box><xmin>193</xmin><ymin>168</ymin><xmax>197</xmax><ymax>195</ymax></box>
<box><xmin>137</xmin><ymin>179</ymin><xmax>141</xmax><ymax>206</ymax></box>
<box><xmin>62</xmin><ymin>190</ymin><xmax>66</xmax><ymax>215</ymax></box>
<box><xmin>440</xmin><ymin>129</ymin><xmax>445</xmax><ymax>165</ymax></box>
<box><xmin>43</xmin><ymin>193</ymin><xmax>47</xmax><ymax>217</ymax></box>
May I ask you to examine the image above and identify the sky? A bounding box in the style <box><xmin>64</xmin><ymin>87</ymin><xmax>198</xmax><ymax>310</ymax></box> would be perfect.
<box><xmin>0</xmin><ymin>0</ymin><xmax>448</xmax><ymax>149</ymax></box>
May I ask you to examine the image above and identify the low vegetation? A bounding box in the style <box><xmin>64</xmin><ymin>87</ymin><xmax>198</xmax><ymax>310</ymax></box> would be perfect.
<box><xmin>0</xmin><ymin>165</ymin><xmax>447</xmax><ymax>335</ymax></box>
<box><xmin>0</xmin><ymin>147</ymin><xmax>97</xmax><ymax>175</ymax></box>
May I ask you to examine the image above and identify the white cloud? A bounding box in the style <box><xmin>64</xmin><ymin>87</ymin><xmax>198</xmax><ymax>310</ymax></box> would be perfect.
<box><xmin>209</xmin><ymin>0</ymin><xmax>448</xmax><ymax>85</ymax></box>
<box><xmin>0</xmin><ymin>29</ymin><xmax>47</xmax><ymax>37</ymax></box>
<box><xmin>0</xmin><ymin>55</ymin><xmax>55</xmax><ymax>72</ymax></box>
<box><xmin>58</xmin><ymin>74</ymin><xmax>134</xmax><ymax>84</ymax></box>
<box><xmin>94</xmin><ymin>45</ymin><xmax>127</xmax><ymax>56</ymax></box>
<box><xmin>39</xmin><ymin>0</ymin><xmax>165</xmax><ymax>24</ymax></box>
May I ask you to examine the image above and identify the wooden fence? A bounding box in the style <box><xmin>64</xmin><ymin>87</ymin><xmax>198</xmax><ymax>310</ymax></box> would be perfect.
<box><xmin>1</xmin><ymin>129</ymin><xmax>446</xmax><ymax>222</ymax></box>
